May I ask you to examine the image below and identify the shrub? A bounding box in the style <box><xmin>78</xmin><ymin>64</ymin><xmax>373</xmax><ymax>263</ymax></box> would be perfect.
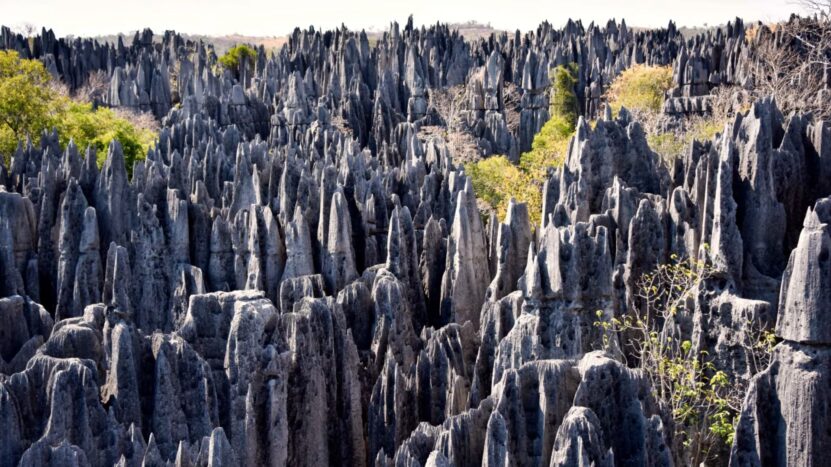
<box><xmin>595</xmin><ymin>253</ymin><xmax>774</xmax><ymax>465</ymax></box>
<box><xmin>647</xmin><ymin>132</ymin><xmax>687</xmax><ymax>162</ymax></box>
<box><xmin>218</xmin><ymin>44</ymin><xmax>257</xmax><ymax>78</ymax></box>
<box><xmin>466</xmin><ymin>156</ymin><xmax>537</xmax><ymax>222</ymax></box>
<box><xmin>549</xmin><ymin>63</ymin><xmax>579</xmax><ymax>124</ymax></box>
<box><xmin>519</xmin><ymin>113</ymin><xmax>573</xmax><ymax>180</ymax></box>
<box><xmin>606</xmin><ymin>65</ymin><xmax>673</xmax><ymax>114</ymax></box>
<box><xmin>466</xmin><ymin>64</ymin><xmax>578</xmax><ymax>225</ymax></box>
<box><xmin>604</xmin><ymin>64</ymin><xmax>728</xmax><ymax>165</ymax></box>
<box><xmin>56</xmin><ymin>100</ymin><xmax>156</xmax><ymax>170</ymax></box>
<box><xmin>0</xmin><ymin>50</ymin><xmax>156</xmax><ymax>170</ymax></box>
<box><xmin>466</xmin><ymin>115</ymin><xmax>572</xmax><ymax>225</ymax></box>
<box><xmin>647</xmin><ymin>117</ymin><xmax>725</xmax><ymax>163</ymax></box>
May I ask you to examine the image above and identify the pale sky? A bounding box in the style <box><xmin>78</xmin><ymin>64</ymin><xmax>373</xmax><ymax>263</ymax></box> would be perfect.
<box><xmin>1</xmin><ymin>0</ymin><xmax>810</xmax><ymax>38</ymax></box>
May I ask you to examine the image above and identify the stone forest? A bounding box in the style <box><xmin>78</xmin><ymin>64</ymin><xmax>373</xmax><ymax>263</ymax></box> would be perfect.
<box><xmin>0</xmin><ymin>4</ymin><xmax>830</xmax><ymax>466</ymax></box>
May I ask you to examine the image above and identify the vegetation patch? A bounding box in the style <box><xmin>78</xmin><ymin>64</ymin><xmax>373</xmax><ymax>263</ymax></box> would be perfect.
<box><xmin>0</xmin><ymin>50</ymin><xmax>156</xmax><ymax>169</ymax></box>
<box><xmin>595</xmin><ymin>253</ymin><xmax>775</xmax><ymax>465</ymax></box>
<box><xmin>56</xmin><ymin>101</ymin><xmax>157</xmax><ymax>169</ymax></box>
<box><xmin>218</xmin><ymin>44</ymin><xmax>258</xmax><ymax>78</ymax></box>
<box><xmin>606</xmin><ymin>64</ymin><xmax>673</xmax><ymax>114</ymax></box>
<box><xmin>466</xmin><ymin>64</ymin><xmax>578</xmax><ymax>225</ymax></box>
<box><xmin>0</xmin><ymin>50</ymin><xmax>56</xmax><ymax>158</ymax></box>
<box><xmin>647</xmin><ymin>117</ymin><xmax>725</xmax><ymax>163</ymax></box>
<box><xmin>605</xmin><ymin>64</ymin><xmax>732</xmax><ymax>164</ymax></box>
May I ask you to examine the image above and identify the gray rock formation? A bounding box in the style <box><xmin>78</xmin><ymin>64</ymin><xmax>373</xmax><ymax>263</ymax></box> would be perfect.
<box><xmin>440</xmin><ymin>180</ymin><xmax>490</xmax><ymax>328</ymax></box>
<box><xmin>731</xmin><ymin>198</ymin><xmax>831</xmax><ymax>466</ymax></box>
<box><xmin>0</xmin><ymin>15</ymin><xmax>828</xmax><ymax>467</ymax></box>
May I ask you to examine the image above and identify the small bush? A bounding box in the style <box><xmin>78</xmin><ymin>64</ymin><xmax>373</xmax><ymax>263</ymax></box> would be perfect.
<box><xmin>466</xmin><ymin>156</ymin><xmax>537</xmax><ymax>222</ymax></box>
<box><xmin>606</xmin><ymin>65</ymin><xmax>673</xmax><ymax>114</ymax></box>
<box><xmin>467</xmin><ymin>64</ymin><xmax>578</xmax><ymax>225</ymax></box>
<box><xmin>604</xmin><ymin>64</ymin><xmax>728</xmax><ymax>165</ymax></box>
<box><xmin>549</xmin><ymin>63</ymin><xmax>579</xmax><ymax>124</ymax></box>
<box><xmin>647</xmin><ymin>132</ymin><xmax>687</xmax><ymax>162</ymax></box>
<box><xmin>519</xmin><ymin>113</ymin><xmax>572</xmax><ymax>184</ymax></box>
<box><xmin>218</xmin><ymin>44</ymin><xmax>257</xmax><ymax>77</ymax></box>
<box><xmin>648</xmin><ymin>117</ymin><xmax>724</xmax><ymax>163</ymax></box>
<box><xmin>595</xmin><ymin>253</ymin><xmax>774</xmax><ymax>465</ymax></box>
<box><xmin>56</xmin><ymin>100</ymin><xmax>156</xmax><ymax>170</ymax></box>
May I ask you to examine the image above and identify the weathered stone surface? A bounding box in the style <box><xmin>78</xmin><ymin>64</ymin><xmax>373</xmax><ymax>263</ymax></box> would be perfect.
<box><xmin>322</xmin><ymin>191</ymin><xmax>358</xmax><ymax>293</ymax></box>
<box><xmin>101</xmin><ymin>320</ymin><xmax>142</xmax><ymax>429</ymax></box>
<box><xmin>730</xmin><ymin>196</ymin><xmax>831</xmax><ymax>466</ymax></box>
<box><xmin>282</xmin><ymin>206</ymin><xmax>315</xmax><ymax>281</ymax></box>
<box><xmin>731</xmin><ymin>342</ymin><xmax>831</xmax><ymax>466</ymax></box>
<box><xmin>54</xmin><ymin>179</ymin><xmax>88</xmax><ymax>320</ymax></box>
<box><xmin>549</xmin><ymin>407</ymin><xmax>613</xmax><ymax>467</ymax></box>
<box><xmin>776</xmin><ymin>200</ymin><xmax>831</xmax><ymax>344</ymax></box>
<box><xmin>72</xmin><ymin>207</ymin><xmax>102</xmax><ymax>314</ymax></box>
<box><xmin>0</xmin><ymin>189</ymin><xmax>38</xmax><ymax>298</ymax></box>
<box><xmin>94</xmin><ymin>141</ymin><xmax>131</xmax><ymax>251</ymax></box>
<box><xmin>0</xmin><ymin>295</ymin><xmax>53</xmax><ymax>373</ymax></box>
<box><xmin>440</xmin><ymin>180</ymin><xmax>490</xmax><ymax>328</ymax></box>
<box><xmin>486</xmin><ymin>199</ymin><xmax>531</xmax><ymax>302</ymax></box>
<box><xmin>2</xmin><ymin>16</ymin><xmax>830</xmax><ymax>467</ymax></box>
<box><xmin>577</xmin><ymin>353</ymin><xmax>671</xmax><ymax>465</ymax></box>
<box><xmin>486</xmin><ymin>360</ymin><xmax>580</xmax><ymax>466</ymax></box>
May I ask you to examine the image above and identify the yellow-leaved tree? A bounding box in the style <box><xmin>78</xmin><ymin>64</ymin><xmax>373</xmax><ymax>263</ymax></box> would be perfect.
<box><xmin>467</xmin><ymin>64</ymin><xmax>578</xmax><ymax>225</ymax></box>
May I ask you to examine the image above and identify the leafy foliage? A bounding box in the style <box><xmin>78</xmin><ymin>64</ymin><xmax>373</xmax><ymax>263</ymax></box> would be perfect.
<box><xmin>466</xmin><ymin>155</ymin><xmax>540</xmax><ymax>222</ymax></box>
<box><xmin>646</xmin><ymin>132</ymin><xmax>687</xmax><ymax>161</ymax></box>
<box><xmin>0</xmin><ymin>50</ymin><xmax>156</xmax><ymax>169</ymax></box>
<box><xmin>0</xmin><ymin>50</ymin><xmax>56</xmax><ymax>157</ymax></box>
<box><xmin>467</xmin><ymin>64</ymin><xmax>578</xmax><ymax>225</ymax></box>
<box><xmin>218</xmin><ymin>44</ymin><xmax>258</xmax><ymax>77</ymax></box>
<box><xmin>56</xmin><ymin>100</ymin><xmax>156</xmax><ymax>169</ymax></box>
<box><xmin>647</xmin><ymin>117</ymin><xmax>724</xmax><ymax>163</ymax></box>
<box><xmin>519</xmin><ymin>113</ymin><xmax>573</xmax><ymax>181</ymax></box>
<box><xmin>594</xmin><ymin>253</ymin><xmax>774</xmax><ymax>465</ymax></box>
<box><xmin>549</xmin><ymin>63</ymin><xmax>579</xmax><ymax>124</ymax></box>
<box><xmin>606</xmin><ymin>65</ymin><xmax>673</xmax><ymax>114</ymax></box>
<box><xmin>604</xmin><ymin>64</ymin><xmax>729</xmax><ymax>165</ymax></box>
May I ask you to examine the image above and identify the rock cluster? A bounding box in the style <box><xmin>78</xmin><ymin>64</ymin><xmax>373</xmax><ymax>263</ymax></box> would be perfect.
<box><xmin>0</xmin><ymin>16</ymin><xmax>829</xmax><ymax>467</ymax></box>
<box><xmin>3</xmin><ymin>16</ymin><xmax>754</xmax><ymax>156</ymax></box>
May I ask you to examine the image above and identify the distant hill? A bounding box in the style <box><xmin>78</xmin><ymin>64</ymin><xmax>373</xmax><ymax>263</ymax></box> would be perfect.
<box><xmin>87</xmin><ymin>32</ymin><xmax>288</xmax><ymax>54</ymax></box>
<box><xmin>86</xmin><ymin>21</ymin><xmax>502</xmax><ymax>55</ymax></box>
<box><xmin>84</xmin><ymin>20</ymin><xmax>718</xmax><ymax>56</ymax></box>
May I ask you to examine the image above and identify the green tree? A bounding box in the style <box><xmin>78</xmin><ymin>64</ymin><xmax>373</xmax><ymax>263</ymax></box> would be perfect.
<box><xmin>466</xmin><ymin>155</ymin><xmax>539</xmax><ymax>222</ymax></box>
<box><xmin>549</xmin><ymin>62</ymin><xmax>579</xmax><ymax>124</ymax></box>
<box><xmin>0</xmin><ymin>50</ymin><xmax>156</xmax><ymax>170</ymax></box>
<box><xmin>519</xmin><ymin>114</ymin><xmax>574</xmax><ymax>184</ymax></box>
<box><xmin>0</xmin><ymin>50</ymin><xmax>57</xmax><ymax>157</ymax></box>
<box><xmin>218</xmin><ymin>44</ymin><xmax>257</xmax><ymax>79</ymax></box>
<box><xmin>56</xmin><ymin>100</ymin><xmax>156</xmax><ymax>170</ymax></box>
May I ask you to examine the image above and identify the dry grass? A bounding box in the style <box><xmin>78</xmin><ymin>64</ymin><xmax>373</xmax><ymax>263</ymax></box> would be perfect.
<box><xmin>502</xmin><ymin>82</ymin><xmax>522</xmax><ymax>133</ymax></box>
<box><xmin>74</xmin><ymin>70</ymin><xmax>109</xmax><ymax>103</ymax></box>
<box><xmin>426</xmin><ymin>85</ymin><xmax>482</xmax><ymax>164</ymax></box>
<box><xmin>112</xmin><ymin>107</ymin><xmax>160</xmax><ymax>135</ymax></box>
<box><xmin>748</xmin><ymin>17</ymin><xmax>831</xmax><ymax>119</ymax></box>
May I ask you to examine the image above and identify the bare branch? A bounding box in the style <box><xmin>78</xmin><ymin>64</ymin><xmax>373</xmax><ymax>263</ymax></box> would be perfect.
<box><xmin>792</xmin><ymin>0</ymin><xmax>831</xmax><ymax>18</ymax></box>
<box><xmin>748</xmin><ymin>16</ymin><xmax>831</xmax><ymax>119</ymax></box>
